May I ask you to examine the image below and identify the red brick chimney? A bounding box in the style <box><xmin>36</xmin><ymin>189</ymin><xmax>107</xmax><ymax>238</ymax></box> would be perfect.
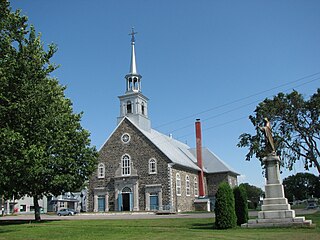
<box><xmin>195</xmin><ymin>119</ymin><xmax>205</xmax><ymax>197</ymax></box>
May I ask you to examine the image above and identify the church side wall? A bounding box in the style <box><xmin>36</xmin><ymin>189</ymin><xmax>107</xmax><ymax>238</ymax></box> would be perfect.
<box><xmin>206</xmin><ymin>173</ymin><xmax>238</xmax><ymax>197</ymax></box>
<box><xmin>171</xmin><ymin>167</ymin><xmax>199</xmax><ymax>212</ymax></box>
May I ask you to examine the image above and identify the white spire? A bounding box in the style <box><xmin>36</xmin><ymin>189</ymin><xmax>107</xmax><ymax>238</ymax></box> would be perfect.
<box><xmin>129</xmin><ymin>28</ymin><xmax>138</xmax><ymax>74</ymax></box>
<box><xmin>125</xmin><ymin>28</ymin><xmax>142</xmax><ymax>93</ymax></box>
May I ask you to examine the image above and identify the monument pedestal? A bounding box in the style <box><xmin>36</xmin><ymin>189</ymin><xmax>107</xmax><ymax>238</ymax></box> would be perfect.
<box><xmin>242</xmin><ymin>154</ymin><xmax>312</xmax><ymax>228</ymax></box>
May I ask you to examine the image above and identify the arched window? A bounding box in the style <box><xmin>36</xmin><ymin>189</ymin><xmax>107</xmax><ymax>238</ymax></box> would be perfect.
<box><xmin>141</xmin><ymin>102</ymin><xmax>145</xmax><ymax>115</ymax></box>
<box><xmin>194</xmin><ymin>177</ymin><xmax>198</xmax><ymax>197</ymax></box>
<box><xmin>176</xmin><ymin>173</ymin><xmax>181</xmax><ymax>196</ymax></box>
<box><xmin>122</xmin><ymin>154</ymin><xmax>131</xmax><ymax>176</ymax></box>
<box><xmin>126</xmin><ymin>101</ymin><xmax>132</xmax><ymax>114</ymax></box>
<box><xmin>149</xmin><ymin>158</ymin><xmax>157</xmax><ymax>174</ymax></box>
<box><xmin>128</xmin><ymin>77</ymin><xmax>132</xmax><ymax>90</ymax></box>
<box><xmin>133</xmin><ymin>77</ymin><xmax>138</xmax><ymax>89</ymax></box>
<box><xmin>97</xmin><ymin>163</ymin><xmax>105</xmax><ymax>179</ymax></box>
<box><xmin>122</xmin><ymin>187</ymin><xmax>132</xmax><ymax>193</ymax></box>
<box><xmin>186</xmin><ymin>175</ymin><xmax>190</xmax><ymax>196</ymax></box>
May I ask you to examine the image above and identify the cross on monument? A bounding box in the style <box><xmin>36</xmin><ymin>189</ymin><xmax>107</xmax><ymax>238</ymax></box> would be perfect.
<box><xmin>129</xmin><ymin>27</ymin><xmax>138</xmax><ymax>43</ymax></box>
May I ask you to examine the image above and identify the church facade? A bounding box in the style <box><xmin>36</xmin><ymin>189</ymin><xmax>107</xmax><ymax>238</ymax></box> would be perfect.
<box><xmin>88</xmin><ymin>30</ymin><xmax>239</xmax><ymax>212</ymax></box>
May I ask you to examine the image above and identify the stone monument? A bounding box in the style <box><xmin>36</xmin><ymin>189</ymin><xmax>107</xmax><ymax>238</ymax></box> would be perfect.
<box><xmin>242</xmin><ymin>118</ymin><xmax>312</xmax><ymax>228</ymax></box>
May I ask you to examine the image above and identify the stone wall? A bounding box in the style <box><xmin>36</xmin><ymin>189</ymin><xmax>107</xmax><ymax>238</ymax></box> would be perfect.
<box><xmin>88</xmin><ymin>118</ymin><xmax>171</xmax><ymax>211</ymax></box>
<box><xmin>171</xmin><ymin>166</ymin><xmax>200</xmax><ymax>212</ymax></box>
<box><xmin>206</xmin><ymin>172</ymin><xmax>237</xmax><ymax>197</ymax></box>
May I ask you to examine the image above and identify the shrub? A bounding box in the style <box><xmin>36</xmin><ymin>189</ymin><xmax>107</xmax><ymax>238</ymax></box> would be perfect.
<box><xmin>214</xmin><ymin>182</ymin><xmax>237</xmax><ymax>229</ymax></box>
<box><xmin>234</xmin><ymin>185</ymin><xmax>249</xmax><ymax>226</ymax></box>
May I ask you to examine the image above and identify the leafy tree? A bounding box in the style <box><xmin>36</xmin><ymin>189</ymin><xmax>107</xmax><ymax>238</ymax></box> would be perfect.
<box><xmin>0</xmin><ymin>1</ymin><xmax>98</xmax><ymax>221</ymax></box>
<box><xmin>238</xmin><ymin>89</ymin><xmax>320</xmax><ymax>174</ymax></box>
<box><xmin>214</xmin><ymin>182</ymin><xmax>237</xmax><ymax>229</ymax></box>
<box><xmin>283</xmin><ymin>172</ymin><xmax>320</xmax><ymax>202</ymax></box>
<box><xmin>233</xmin><ymin>185</ymin><xmax>248</xmax><ymax>226</ymax></box>
<box><xmin>239</xmin><ymin>183</ymin><xmax>264</xmax><ymax>209</ymax></box>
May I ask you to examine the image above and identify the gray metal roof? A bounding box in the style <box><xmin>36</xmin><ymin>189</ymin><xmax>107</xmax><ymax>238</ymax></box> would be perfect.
<box><xmin>112</xmin><ymin>117</ymin><xmax>239</xmax><ymax>174</ymax></box>
<box><xmin>139</xmin><ymin>125</ymin><xmax>201</xmax><ymax>171</ymax></box>
<box><xmin>189</xmin><ymin>148</ymin><xmax>239</xmax><ymax>175</ymax></box>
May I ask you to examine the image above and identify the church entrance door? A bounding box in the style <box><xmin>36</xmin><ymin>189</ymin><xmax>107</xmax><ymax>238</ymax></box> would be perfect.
<box><xmin>150</xmin><ymin>194</ymin><xmax>159</xmax><ymax>210</ymax></box>
<box><xmin>119</xmin><ymin>187</ymin><xmax>133</xmax><ymax>211</ymax></box>
<box><xmin>97</xmin><ymin>195</ymin><xmax>105</xmax><ymax>212</ymax></box>
<box><xmin>122</xmin><ymin>193</ymin><xmax>130</xmax><ymax>211</ymax></box>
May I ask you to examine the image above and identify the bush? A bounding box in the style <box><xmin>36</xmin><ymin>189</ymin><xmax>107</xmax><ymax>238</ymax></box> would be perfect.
<box><xmin>214</xmin><ymin>182</ymin><xmax>237</xmax><ymax>229</ymax></box>
<box><xmin>234</xmin><ymin>185</ymin><xmax>249</xmax><ymax>226</ymax></box>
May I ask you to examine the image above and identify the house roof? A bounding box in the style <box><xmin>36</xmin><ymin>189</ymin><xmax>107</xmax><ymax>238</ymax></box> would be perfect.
<box><xmin>189</xmin><ymin>148</ymin><xmax>239</xmax><ymax>175</ymax></box>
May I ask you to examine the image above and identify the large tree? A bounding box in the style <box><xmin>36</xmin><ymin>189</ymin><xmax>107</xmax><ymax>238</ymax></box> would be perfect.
<box><xmin>239</xmin><ymin>183</ymin><xmax>264</xmax><ymax>209</ymax></box>
<box><xmin>283</xmin><ymin>172</ymin><xmax>320</xmax><ymax>202</ymax></box>
<box><xmin>0</xmin><ymin>1</ymin><xmax>97</xmax><ymax>221</ymax></box>
<box><xmin>238</xmin><ymin>89</ymin><xmax>320</xmax><ymax>174</ymax></box>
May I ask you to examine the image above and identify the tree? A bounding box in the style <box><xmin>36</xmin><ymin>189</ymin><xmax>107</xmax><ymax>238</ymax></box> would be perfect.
<box><xmin>239</xmin><ymin>183</ymin><xmax>264</xmax><ymax>209</ymax></box>
<box><xmin>238</xmin><ymin>89</ymin><xmax>320</xmax><ymax>174</ymax></box>
<box><xmin>233</xmin><ymin>185</ymin><xmax>248</xmax><ymax>226</ymax></box>
<box><xmin>283</xmin><ymin>172</ymin><xmax>320</xmax><ymax>202</ymax></box>
<box><xmin>0</xmin><ymin>1</ymin><xmax>98</xmax><ymax>221</ymax></box>
<box><xmin>214</xmin><ymin>182</ymin><xmax>237</xmax><ymax>229</ymax></box>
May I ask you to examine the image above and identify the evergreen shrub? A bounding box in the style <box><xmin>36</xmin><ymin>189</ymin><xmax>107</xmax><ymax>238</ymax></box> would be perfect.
<box><xmin>214</xmin><ymin>182</ymin><xmax>237</xmax><ymax>229</ymax></box>
<box><xmin>233</xmin><ymin>185</ymin><xmax>249</xmax><ymax>226</ymax></box>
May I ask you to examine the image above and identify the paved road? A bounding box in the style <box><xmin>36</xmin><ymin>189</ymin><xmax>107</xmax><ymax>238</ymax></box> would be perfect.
<box><xmin>0</xmin><ymin>209</ymin><xmax>317</xmax><ymax>221</ymax></box>
<box><xmin>0</xmin><ymin>212</ymin><xmax>215</xmax><ymax>221</ymax></box>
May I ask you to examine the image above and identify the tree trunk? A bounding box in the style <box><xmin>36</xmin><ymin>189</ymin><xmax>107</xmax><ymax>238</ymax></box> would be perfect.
<box><xmin>33</xmin><ymin>195</ymin><xmax>41</xmax><ymax>221</ymax></box>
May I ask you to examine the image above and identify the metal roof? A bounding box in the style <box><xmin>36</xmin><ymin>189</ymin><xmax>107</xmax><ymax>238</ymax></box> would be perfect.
<box><xmin>189</xmin><ymin>148</ymin><xmax>239</xmax><ymax>175</ymax></box>
<box><xmin>139</xmin><ymin>126</ymin><xmax>201</xmax><ymax>171</ymax></box>
<box><xmin>109</xmin><ymin>117</ymin><xmax>239</xmax><ymax>175</ymax></box>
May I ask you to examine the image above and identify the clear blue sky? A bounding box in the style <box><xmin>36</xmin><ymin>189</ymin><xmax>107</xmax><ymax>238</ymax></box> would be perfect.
<box><xmin>10</xmin><ymin>0</ymin><xmax>320</xmax><ymax>188</ymax></box>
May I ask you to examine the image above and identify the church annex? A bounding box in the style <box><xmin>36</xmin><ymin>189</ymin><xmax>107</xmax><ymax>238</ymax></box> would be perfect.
<box><xmin>88</xmin><ymin>30</ymin><xmax>239</xmax><ymax>212</ymax></box>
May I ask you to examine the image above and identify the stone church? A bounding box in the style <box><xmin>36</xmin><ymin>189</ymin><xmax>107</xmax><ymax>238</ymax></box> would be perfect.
<box><xmin>88</xmin><ymin>30</ymin><xmax>239</xmax><ymax>212</ymax></box>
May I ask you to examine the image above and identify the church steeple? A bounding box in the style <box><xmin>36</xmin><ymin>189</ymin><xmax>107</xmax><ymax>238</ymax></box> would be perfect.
<box><xmin>125</xmin><ymin>28</ymin><xmax>142</xmax><ymax>93</ymax></box>
<box><xmin>118</xmin><ymin>28</ymin><xmax>151</xmax><ymax>131</ymax></box>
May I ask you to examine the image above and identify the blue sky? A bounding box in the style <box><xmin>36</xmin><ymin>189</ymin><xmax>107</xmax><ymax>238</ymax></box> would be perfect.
<box><xmin>10</xmin><ymin>0</ymin><xmax>320</xmax><ymax>188</ymax></box>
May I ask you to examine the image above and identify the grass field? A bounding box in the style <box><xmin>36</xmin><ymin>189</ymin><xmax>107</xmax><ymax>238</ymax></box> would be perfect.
<box><xmin>0</xmin><ymin>213</ymin><xmax>319</xmax><ymax>240</ymax></box>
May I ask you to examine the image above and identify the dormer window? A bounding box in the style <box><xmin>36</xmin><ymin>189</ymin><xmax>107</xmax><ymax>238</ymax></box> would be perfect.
<box><xmin>127</xmin><ymin>101</ymin><xmax>132</xmax><ymax>114</ymax></box>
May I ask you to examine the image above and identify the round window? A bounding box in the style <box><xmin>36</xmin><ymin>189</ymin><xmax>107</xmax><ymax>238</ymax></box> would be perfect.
<box><xmin>121</xmin><ymin>133</ymin><xmax>131</xmax><ymax>143</ymax></box>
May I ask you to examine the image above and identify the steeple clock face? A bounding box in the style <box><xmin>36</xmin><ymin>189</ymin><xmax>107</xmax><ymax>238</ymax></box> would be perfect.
<box><xmin>121</xmin><ymin>133</ymin><xmax>131</xmax><ymax>143</ymax></box>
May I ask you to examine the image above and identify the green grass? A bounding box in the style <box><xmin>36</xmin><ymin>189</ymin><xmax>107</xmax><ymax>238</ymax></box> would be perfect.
<box><xmin>0</xmin><ymin>213</ymin><xmax>319</xmax><ymax>240</ymax></box>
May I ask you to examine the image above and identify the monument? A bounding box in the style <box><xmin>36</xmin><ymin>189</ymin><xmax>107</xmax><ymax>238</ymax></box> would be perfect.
<box><xmin>242</xmin><ymin>118</ymin><xmax>312</xmax><ymax>228</ymax></box>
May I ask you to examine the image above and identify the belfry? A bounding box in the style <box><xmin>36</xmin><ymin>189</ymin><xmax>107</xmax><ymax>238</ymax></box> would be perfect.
<box><xmin>117</xmin><ymin>28</ymin><xmax>151</xmax><ymax>131</ymax></box>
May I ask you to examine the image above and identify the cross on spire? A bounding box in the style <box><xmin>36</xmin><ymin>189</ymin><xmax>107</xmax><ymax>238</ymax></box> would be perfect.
<box><xmin>129</xmin><ymin>27</ymin><xmax>138</xmax><ymax>43</ymax></box>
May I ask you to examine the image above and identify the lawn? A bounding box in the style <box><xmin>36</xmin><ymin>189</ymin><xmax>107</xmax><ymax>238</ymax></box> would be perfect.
<box><xmin>0</xmin><ymin>213</ymin><xmax>319</xmax><ymax>240</ymax></box>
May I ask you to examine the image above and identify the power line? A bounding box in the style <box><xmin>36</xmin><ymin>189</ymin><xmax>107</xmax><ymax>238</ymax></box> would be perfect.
<box><xmin>146</xmin><ymin>73</ymin><xmax>320</xmax><ymax>146</ymax></box>
<box><xmin>154</xmin><ymin>71</ymin><xmax>320</xmax><ymax>130</ymax></box>
<box><xmin>172</xmin><ymin>76</ymin><xmax>320</xmax><ymax>140</ymax></box>
<box><xmin>176</xmin><ymin>116</ymin><xmax>248</xmax><ymax>140</ymax></box>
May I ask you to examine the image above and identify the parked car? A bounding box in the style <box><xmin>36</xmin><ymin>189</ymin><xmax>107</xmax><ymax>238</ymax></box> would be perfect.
<box><xmin>57</xmin><ymin>208</ymin><xmax>77</xmax><ymax>216</ymax></box>
<box><xmin>306</xmin><ymin>203</ymin><xmax>318</xmax><ymax>209</ymax></box>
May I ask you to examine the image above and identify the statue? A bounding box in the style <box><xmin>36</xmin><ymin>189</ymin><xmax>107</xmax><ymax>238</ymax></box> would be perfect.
<box><xmin>259</xmin><ymin>118</ymin><xmax>275</xmax><ymax>154</ymax></box>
